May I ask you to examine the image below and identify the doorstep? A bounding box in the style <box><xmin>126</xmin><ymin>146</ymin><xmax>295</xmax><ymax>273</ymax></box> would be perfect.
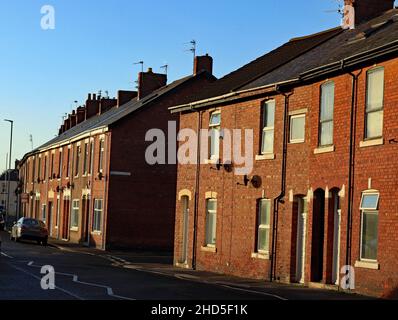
<box><xmin>308</xmin><ymin>282</ymin><xmax>340</xmax><ymax>291</ymax></box>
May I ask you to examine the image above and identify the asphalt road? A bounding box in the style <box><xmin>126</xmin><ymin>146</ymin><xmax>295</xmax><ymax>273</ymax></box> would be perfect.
<box><xmin>0</xmin><ymin>232</ymin><xmax>270</xmax><ymax>300</ymax></box>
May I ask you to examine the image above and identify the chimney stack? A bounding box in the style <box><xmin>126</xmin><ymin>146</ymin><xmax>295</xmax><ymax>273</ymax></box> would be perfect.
<box><xmin>343</xmin><ymin>0</ymin><xmax>394</xmax><ymax>29</ymax></box>
<box><xmin>138</xmin><ymin>68</ymin><xmax>167</xmax><ymax>100</ymax></box>
<box><xmin>117</xmin><ymin>90</ymin><xmax>138</xmax><ymax>107</ymax></box>
<box><xmin>76</xmin><ymin>106</ymin><xmax>86</xmax><ymax>124</ymax></box>
<box><xmin>85</xmin><ymin>93</ymin><xmax>100</xmax><ymax>119</ymax></box>
<box><xmin>99</xmin><ymin>97</ymin><xmax>117</xmax><ymax>114</ymax></box>
<box><xmin>194</xmin><ymin>54</ymin><xmax>213</xmax><ymax>75</ymax></box>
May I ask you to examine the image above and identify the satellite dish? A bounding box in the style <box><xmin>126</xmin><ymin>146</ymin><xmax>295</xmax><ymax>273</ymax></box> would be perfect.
<box><xmin>251</xmin><ymin>175</ymin><xmax>262</xmax><ymax>189</ymax></box>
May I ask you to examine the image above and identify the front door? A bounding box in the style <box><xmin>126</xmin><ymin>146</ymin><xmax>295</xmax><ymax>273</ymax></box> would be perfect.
<box><xmin>296</xmin><ymin>197</ymin><xmax>307</xmax><ymax>283</ymax></box>
<box><xmin>179</xmin><ymin>196</ymin><xmax>190</xmax><ymax>264</ymax></box>
<box><xmin>82</xmin><ymin>197</ymin><xmax>90</xmax><ymax>246</ymax></box>
<box><xmin>332</xmin><ymin>201</ymin><xmax>341</xmax><ymax>285</ymax></box>
<box><xmin>62</xmin><ymin>200</ymin><xmax>70</xmax><ymax>240</ymax></box>
<box><xmin>48</xmin><ymin>201</ymin><xmax>53</xmax><ymax>237</ymax></box>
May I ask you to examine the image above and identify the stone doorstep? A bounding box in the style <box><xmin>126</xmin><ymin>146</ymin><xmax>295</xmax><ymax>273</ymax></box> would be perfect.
<box><xmin>308</xmin><ymin>282</ymin><xmax>340</xmax><ymax>291</ymax></box>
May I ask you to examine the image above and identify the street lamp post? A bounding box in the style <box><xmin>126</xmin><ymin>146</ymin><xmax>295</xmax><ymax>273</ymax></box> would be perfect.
<box><xmin>4</xmin><ymin>119</ymin><xmax>14</xmax><ymax>229</ymax></box>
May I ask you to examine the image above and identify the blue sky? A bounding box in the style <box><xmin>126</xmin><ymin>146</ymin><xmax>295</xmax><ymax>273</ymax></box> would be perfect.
<box><xmin>0</xmin><ymin>0</ymin><xmax>348</xmax><ymax>172</ymax></box>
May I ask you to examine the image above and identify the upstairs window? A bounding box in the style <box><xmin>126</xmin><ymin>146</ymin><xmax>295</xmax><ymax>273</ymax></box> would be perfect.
<box><xmin>83</xmin><ymin>143</ymin><xmax>89</xmax><ymax>175</ymax></box>
<box><xmin>290</xmin><ymin>114</ymin><xmax>305</xmax><ymax>143</ymax></box>
<box><xmin>209</xmin><ymin>112</ymin><xmax>221</xmax><ymax>160</ymax></box>
<box><xmin>98</xmin><ymin>139</ymin><xmax>105</xmax><ymax>173</ymax></box>
<box><xmin>75</xmin><ymin>145</ymin><xmax>81</xmax><ymax>177</ymax></box>
<box><xmin>365</xmin><ymin>67</ymin><xmax>384</xmax><ymax>139</ymax></box>
<box><xmin>319</xmin><ymin>82</ymin><xmax>335</xmax><ymax>146</ymax></box>
<box><xmin>261</xmin><ymin>100</ymin><xmax>275</xmax><ymax>154</ymax></box>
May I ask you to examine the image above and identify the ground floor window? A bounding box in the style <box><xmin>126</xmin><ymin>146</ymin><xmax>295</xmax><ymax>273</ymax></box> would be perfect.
<box><xmin>71</xmin><ymin>200</ymin><xmax>80</xmax><ymax>229</ymax></box>
<box><xmin>205</xmin><ymin>199</ymin><xmax>217</xmax><ymax>246</ymax></box>
<box><xmin>41</xmin><ymin>204</ymin><xmax>47</xmax><ymax>223</ymax></box>
<box><xmin>360</xmin><ymin>193</ymin><xmax>379</xmax><ymax>261</ymax></box>
<box><xmin>93</xmin><ymin>199</ymin><xmax>103</xmax><ymax>232</ymax></box>
<box><xmin>257</xmin><ymin>199</ymin><xmax>271</xmax><ymax>254</ymax></box>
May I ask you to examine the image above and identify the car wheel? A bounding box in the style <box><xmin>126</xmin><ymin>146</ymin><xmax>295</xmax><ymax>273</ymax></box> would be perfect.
<box><xmin>15</xmin><ymin>237</ymin><xmax>20</xmax><ymax>242</ymax></box>
<box><xmin>42</xmin><ymin>238</ymin><xmax>48</xmax><ymax>246</ymax></box>
<box><xmin>10</xmin><ymin>234</ymin><xmax>14</xmax><ymax>241</ymax></box>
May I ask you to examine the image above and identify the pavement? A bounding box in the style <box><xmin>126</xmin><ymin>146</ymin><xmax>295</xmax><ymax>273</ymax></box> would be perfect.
<box><xmin>0</xmin><ymin>231</ymin><xmax>373</xmax><ymax>300</ymax></box>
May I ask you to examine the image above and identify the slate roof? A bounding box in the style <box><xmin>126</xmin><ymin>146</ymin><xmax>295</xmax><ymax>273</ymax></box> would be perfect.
<box><xmin>188</xmin><ymin>26</ymin><xmax>342</xmax><ymax>101</ymax></box>
<box><xmin>37</xmin><ymin>74</ymin><xmax>196</xmax><ymax>151</ymax></box>
<box><xmin>242</xmin><ymin>9</ymin><xmax>398</xmax><ymax>90</ymax></box>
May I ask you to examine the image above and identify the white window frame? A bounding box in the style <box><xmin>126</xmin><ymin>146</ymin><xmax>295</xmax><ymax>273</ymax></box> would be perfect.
<box><xmin>205</xmin><ymin>199</ymin><xmax>217</xmax><ymax>247</ymax></box>
<box><xmin>98</xmin><ymin>140</ymin><xmax>105</xmax><ymax>173</ymax></box>
<box><xmin>289</xmin><ymin>114</ymin><xmax>306</xmax><ymax>144</ymax></box>
<box><xmin>83</xmin><ymin>142</ymin><xmax>89</xmax><ymax>176</ymax></box>
<box><xmin>261</xmin><ymin>100</ymin><xmax>275</xmax><ymax>155</ymax></box>
<box><xmin>71</xmin><ymin>200</ymin><xmax>80</xmax><ymax>230</ymax></box>
<box><xmin>360</xmin><ymin>210</ymin><xmax>379</xmax><ymax>263</ymax></box>
<box><xmin>257</xmin><ymin>199</ymin><xmax>271</xmax><ymax>255</ymax></box>
<box><xmin>209</xmin><ymin>111</ymin><xmax>221</xmax><ymax>160</ymax></box>
<box><xmin>42</xmin><ymin>204</ymin><xmax>47</xmax><ymax>223</ymax></box>
<box><xmin>365</xmin><ymin>67</ymin><xmax>385</xmax><ymax>140</ymax></box>
<box><xmin>93</xmin><ymin>199</ymin><xmax>103</xmax><ymax>233</ymax></box>
<box><xmin>319</xmin><ymin>81</ymin><xmax>335</xmax><ymax>147</ymax></box>
<box><xmin>360</xmin><ymin>193</ymin><xmax>380</xmax><ymax>211</ymax></box>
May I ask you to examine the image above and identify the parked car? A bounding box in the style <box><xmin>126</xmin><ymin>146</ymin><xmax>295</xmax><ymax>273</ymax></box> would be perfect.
<box><xmin>10</xmin><ymin>218</ymin><xmax>48</xmax><ymax>246</ymax></box>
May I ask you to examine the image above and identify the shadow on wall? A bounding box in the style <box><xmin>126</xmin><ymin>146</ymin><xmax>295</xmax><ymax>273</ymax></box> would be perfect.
<box><xmin>383</xmin><ymin>287</ymin><xmax>398</xmax><ymax>300</ymax></box>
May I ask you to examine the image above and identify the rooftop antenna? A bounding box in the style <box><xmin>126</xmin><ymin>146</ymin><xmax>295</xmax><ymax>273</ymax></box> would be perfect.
<box><xmin>98</xmin><ymin>90</ymin><xmax>102</xmax><ymax>99</ymax></box>
<box><xmin>324</xmin><ymin>0</ymin><xmax>344</xmax><ymax>18</ymax></box>
<box><xmin>105</xmin><ymin>90</ymin><xmax>109</xmax><ymax>98</ymax></box>
<box><xmin>29</xmin><ymin>134</ymin><xmax>33</xmax><ymax>150</ymax></box>
<box><xmin>160</xmin><ymin>64</ymin><xmax>169</xmax><ymax>76</ymax></box>
<box><xmin>134</xmin><ymin>61</ymin><xmax>144</xmax><ymax>73</ymax></box>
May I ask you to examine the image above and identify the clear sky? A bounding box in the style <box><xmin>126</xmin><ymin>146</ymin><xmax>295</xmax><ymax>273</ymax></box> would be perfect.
<box><xmin>0</xmin><ymin>0</ymin><xmax>351</xmax><ymax>172</ymax></box>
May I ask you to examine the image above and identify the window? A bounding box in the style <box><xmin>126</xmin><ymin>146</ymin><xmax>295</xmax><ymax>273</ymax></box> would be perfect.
<box><xmin>365</xmin><ymin>68</ymin><xmax>384</xmax><ymax>139</ymax></box>
<box><xmin>43</xmin><ymin>156</ymin><xmax>47</xmax><ymax>181</ymax></box>
<box><xmin>37</xmin><ymin>157</ymin><xmax>42</xmax><ymax>181</ymax></box>
<box><xmin>93</xmin><ymin>199</ymin><xmax>103</xmax><ymax>232</ymax></box>
<box><xmin>66</xmin><ymin>148</ymin><xmax>70</xmax><ymax>178</ymax></box>
<box><xmin>209</xmin><ymin>112</ymin><xmax>221</xmax><ymax>160</ymax></box>
<box><xmin>257</xmin><ymin>199</ymin><xmax>271</xmax><ymax>254</ymax></box>
<box><xmin>205</xmin><ymin>199</ymin><xmax>217</xmax><ymax>246</ymax></box>
<box><xmin>50</xmin><ymin>153</ymin><xmax>54</xmax><ymax>179</ymax></box>
<box><xmin>58</xmin><ymin>151</ymin><xmax>62</xmax><ymax>178</ymax></box>
<box><xmin>83</xmin><ymin>143</ymin><xmax>89</xmax><ymax>175</ymax></box>
<box><xmin>89</xmin><ymin>141</ymin><xmax>94</xmax><ymax>175</ymax></box>
<box><xmin>75</xmin><ymin>145</ymin><xmax>81</xmax><ymax>176</ymax></box>
<box><xmin>319</xmin><ymin>82</ymin><xmax>335</xmax><ymax>146</ymax></box>
<box><xmin>98</xmin><ymin>140</ymin><xmax>105</xmax><ymax>173</ymax></box>
<box><xmin>360</xmin><ymin>193</ymin><xmax>379</xmax><ymax>261</ymax></box>
<box><xmin>261</xmin><ymin>100</ymin><xmax>275</xmax><ymax>154</ymax></box>
<box><xmin>71</xmin><ymin>200</ymin><xmax>79</xmax><ymax>229</ymax></box>
<box><xmin>56</xmin><ymin>198</ymin><xmax>60</xmax><ymax>227</ymax></box>
<box><xmin>290</xmin><ymin>114</ymin><xmax>305</xmax><ymax>143</ymax></box>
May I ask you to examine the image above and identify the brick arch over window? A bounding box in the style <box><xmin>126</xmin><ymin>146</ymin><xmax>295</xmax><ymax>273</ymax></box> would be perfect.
<box><xmin>205</xmin><ymin>191</ymin><xmax>218</xmax><ymax>199</ymax></box>
<box><xmin>178</xmin><ymin>189</ymin><xmax>192</xmax><ymax>201</ymax></box>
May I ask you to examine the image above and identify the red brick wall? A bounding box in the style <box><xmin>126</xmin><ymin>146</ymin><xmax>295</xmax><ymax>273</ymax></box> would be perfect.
<box><xmin>174</xmin><ymin>57</ymin><xmax>398</xmax><ymax>298</ymax></box>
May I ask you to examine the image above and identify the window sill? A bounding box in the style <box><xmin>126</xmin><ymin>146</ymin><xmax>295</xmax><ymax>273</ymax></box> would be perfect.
<box><xmin>360</xmin><ymin>138</ymin><xmax>384</xmax><ymax>148</ymax></box>
<box><xmin>201</xmin><ymin>246</ymin><xmax>217</xmax><ymax>253</ymax></box>
<box><xmin>251</xmin><ymin>252</ymin><xmax>269</xmax><ymax>260</ymax></box>
<box><xmin>289</xmin><ymin>140</ymin><xmax>305</xmax><ymax>145</ymax></box>
<box><xmin>70</xmin><ymin>227</ymin><xmax>79</xmax><ymax>232</ymax></box>
<box><xmin>91</xmin><ymin>231</ymin><xmax>102</xmax><ymax>236</ymax></box>
<box><xmin>314</xmin><ymin>145</ymin><xmax>335</xmax><ymax>154</ymax></box>
<box><xmin>255</xmin><ymin>154</ymin><xmax>275</xmax><ymax>161</ymax></box>
<box><xmin>204</xmin><ymin>159</ymin><xmax>218</xmax><ymax>165</ymax></box>
<box><xmin>355</xmin><ymin>260</ymin><xmax>380</xmax><ymax>270</ymax></box>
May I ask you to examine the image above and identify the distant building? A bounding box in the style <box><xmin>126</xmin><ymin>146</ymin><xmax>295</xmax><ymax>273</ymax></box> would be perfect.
<box><xmin>0</xmin><ymin>169</ymin><xmax>19</xmax><ymax>221</ymax></box>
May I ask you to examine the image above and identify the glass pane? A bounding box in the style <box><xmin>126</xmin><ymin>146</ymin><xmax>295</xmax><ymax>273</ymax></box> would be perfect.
<box><xmin>361</xmin><ymin>212</ymin><xmax>378</xmax><ymax>260</ymax></box>
<box><xmin>258</xmin><ymin>228</ymin><xmax>270</xmax><ymax>252</ymax></box>
<box><xmin>291</xmin><ymin>116</ymin><xmax>305</xmax><ymax>141</ymax></box>
<box><xmin>207</xmin><ymin>199</ymin><xmax>217</xmax><ymax>212</ymax></box>
<box><xmin>320</xmin><ymin>121</ymin><xmax>333</xmax><ymax>146</ymax></box>
<box><xmin>366</xmin><ymin>111</ymin><xmax>383</xmax><ymax>138</ymax></box>
<box><xmin>210</xmin><ymin>129</ymin><xmax>220</xmax><ymax>158</ymax></box>
<box><xmin>321</xmin><ymin>82</ymin><xmax>335</xmax><ymax>121</ymax></box>
<box><xmin>210</xmin><ymin>113</ymin><xmax>221</xmax><ymax>126</ymax></box>
<box><xmin>263</xmin><ymin>101</ymin><xmax>275</xmax><ymax>127</ymax></box>
<box><xmin>261</xmin><ymin>130</ymin><xmax>274</xmax><ymax>154</ymax></box>
<box><xmin>361</xmin><ymin>194</ymin><xmax>379</xmax><ymax>210</ymax></box>
<box><xmin>206</xmin><ymin>212</ymin><xmax>217</xmax><ymax>245</ymax></box>
<box><xmin>259</xmin><ymin>200</ymin><xmax>271</xmax><ymax>225</ymax></box>
<box><xmin>367</xmin><ymin>69</ymin><xmax>384</xmax><ymax>111</ymax></box>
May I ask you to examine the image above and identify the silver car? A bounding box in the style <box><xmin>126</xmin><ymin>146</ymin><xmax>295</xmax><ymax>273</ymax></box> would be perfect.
<box><xmin>11</xmin><ymin>218</ymin><xmax>48</xmax><ymax>246</ymax></box>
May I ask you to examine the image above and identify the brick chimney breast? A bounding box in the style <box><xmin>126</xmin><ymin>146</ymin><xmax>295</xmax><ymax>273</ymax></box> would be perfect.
<box><xmin>138</xmin><ymin>68</ymin><xmax>167</xmax><ymax>100</ymax></box>
<box><xmin>194</xmin><ymin>54</ymin><xmax>213</xmax><ymax>75</ymax></box>
<box><xmin>99</xmin><ymin>97</ymin><xmax>117</xmax><ymax>114</ymax></box>
<box><xmin>343</xmin><ymin>0</ymin><xmax>394</xmax><ymax>29</ymax></box>
<box><xmin>117</xmin><ymin>90</ymin><xmax>138</xmax><ymax>107</ymax></box>
<box><xmin>85</xmin><ymin>93</ymin><xmax>100</xmax><ymax>119</ymax></box>
<box><xmin>76</xmin><ymin>106</ymin><xmax>86</xmax><ymax>124</ymax></box>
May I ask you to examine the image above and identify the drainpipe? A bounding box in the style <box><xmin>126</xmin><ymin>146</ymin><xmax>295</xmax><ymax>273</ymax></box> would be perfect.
<box><xmin>270</xmin><ymin>88</ymin><xmax>293</xmax><ymax>282</ymax></box>
<box><xmin>345</xmin><ymin>64</ymin><xmax>363</xmax><ymax>277</ymax></box>
<box><xmin>192</xmin><ymin>108</ymin><xmax>203</xmax><ymax>270</ymax></box>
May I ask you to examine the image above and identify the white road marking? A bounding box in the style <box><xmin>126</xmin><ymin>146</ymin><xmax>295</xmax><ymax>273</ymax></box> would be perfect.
<box><xmin>7</xmin><ymin>263</ymin><xmax>84</xmax><ymax>300</ymax></box>
<box><xmin>1</xmin><ymin>252</ymin><xmax>14</xmax><ymax>259</ymax></box>
<box><xmin>219</xmin><ymin>284</ymin><xmax>288</xmax><ymax>301</ymax></box>
<box><xmin>26</xmin><ymin>261</ymin><xmax>135</xmax><ymax>301</ymax></box>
